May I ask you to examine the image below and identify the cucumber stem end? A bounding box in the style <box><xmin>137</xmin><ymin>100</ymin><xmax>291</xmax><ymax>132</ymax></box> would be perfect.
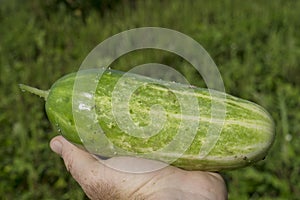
<box><xmin>19</xmin><ymin>84</ymin><xmax>49</xmax><ymax>100</ymax></box>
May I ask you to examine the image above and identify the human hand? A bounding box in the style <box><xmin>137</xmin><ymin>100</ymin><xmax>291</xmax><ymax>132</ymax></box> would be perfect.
<box><xmin>50</xmin><ymin>136</ymin><xmax>227</xmax><ymax>200</ymax></box>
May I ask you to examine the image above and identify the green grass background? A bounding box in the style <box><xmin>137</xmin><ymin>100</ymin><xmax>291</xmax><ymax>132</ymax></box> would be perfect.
<box><xmin>1</xmin><ymin>0</ymin><xmax>299</xmax><ymax>199</ymax></box>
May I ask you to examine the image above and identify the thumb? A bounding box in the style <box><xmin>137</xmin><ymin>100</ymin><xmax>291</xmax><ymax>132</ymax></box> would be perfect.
<box><xmin>49</xmin><ymin>136</ymin><xmax>157</xmax><ymax>200</ymax></box>
<box><xmin>50</xmin><ymin>135</ymin><xmax>101</xmax><ymax>184</ymax></box>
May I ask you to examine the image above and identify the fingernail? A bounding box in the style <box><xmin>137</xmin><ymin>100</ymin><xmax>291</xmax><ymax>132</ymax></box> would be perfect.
<box><xmin>50</xmin><ymin>140</ymin><xmax>62</xmax><ymax>155</ymax></box>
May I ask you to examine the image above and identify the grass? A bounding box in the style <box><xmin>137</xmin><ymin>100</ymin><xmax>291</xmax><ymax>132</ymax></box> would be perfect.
<box><xmin>0</xmin><ymin>0</ymin><xmax>300</xmax><ymax>199</ymax></box>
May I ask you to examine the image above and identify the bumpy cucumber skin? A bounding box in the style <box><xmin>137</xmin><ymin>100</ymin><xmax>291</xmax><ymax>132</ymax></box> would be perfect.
<box><xmin>45</xmin><ymin>69</ymin><xmax>275</xmax><ymax>171</ymax></box>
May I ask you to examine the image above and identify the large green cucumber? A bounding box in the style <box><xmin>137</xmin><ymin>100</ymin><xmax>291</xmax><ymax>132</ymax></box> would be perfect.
<box><xmin>20</xmin><ymin>69</ymin><xmax>275</xmax><ymax>171</ymax></box>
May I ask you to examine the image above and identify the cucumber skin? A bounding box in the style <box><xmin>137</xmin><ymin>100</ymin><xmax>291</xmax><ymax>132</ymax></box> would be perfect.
<box><xmin>45</xmin><ymin>69</ymin><xmax>275</xmax><ymax>171</ymax></box>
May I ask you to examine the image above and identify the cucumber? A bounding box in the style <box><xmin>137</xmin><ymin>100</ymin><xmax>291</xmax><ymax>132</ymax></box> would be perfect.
<box><xmin>20</xmin><ymin>69</ymin><xmax>275</xmax><ymax>171</ymax></box>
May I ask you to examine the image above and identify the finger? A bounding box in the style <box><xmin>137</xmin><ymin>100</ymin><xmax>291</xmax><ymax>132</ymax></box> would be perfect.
<box><xmin>49</xmin><ymin>136</ymin><xmax>159</xmax><ymax>199</ymax></box>
<box><xmin>50</xmin><ymin>136</ymin><xmax>131</xmax><ymax>199</ymax></box>
<box><xmin>50</xmin><ymin>136</ymin><xmax>101</xmax><ymax>183</ymax></box>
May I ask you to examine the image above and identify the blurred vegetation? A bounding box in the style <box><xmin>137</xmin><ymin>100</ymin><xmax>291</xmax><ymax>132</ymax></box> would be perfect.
<box><xmin>0</xmin><ymin>0</ymin><xmax>299</xmax><ymax>199</ymax></box>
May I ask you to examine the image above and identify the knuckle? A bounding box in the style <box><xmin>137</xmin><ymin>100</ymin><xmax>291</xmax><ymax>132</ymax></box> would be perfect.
<box><xmin>61</xmin><ymin>148</ymin><xmax>75</xmax><ymax>173</ymax></box>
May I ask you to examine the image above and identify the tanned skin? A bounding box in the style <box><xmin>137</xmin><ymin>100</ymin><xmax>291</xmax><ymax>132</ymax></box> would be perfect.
<box><xmin>50</xmin><ymin>136</ymin><xmax>227</xmax><ymax>200</ymax></box>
